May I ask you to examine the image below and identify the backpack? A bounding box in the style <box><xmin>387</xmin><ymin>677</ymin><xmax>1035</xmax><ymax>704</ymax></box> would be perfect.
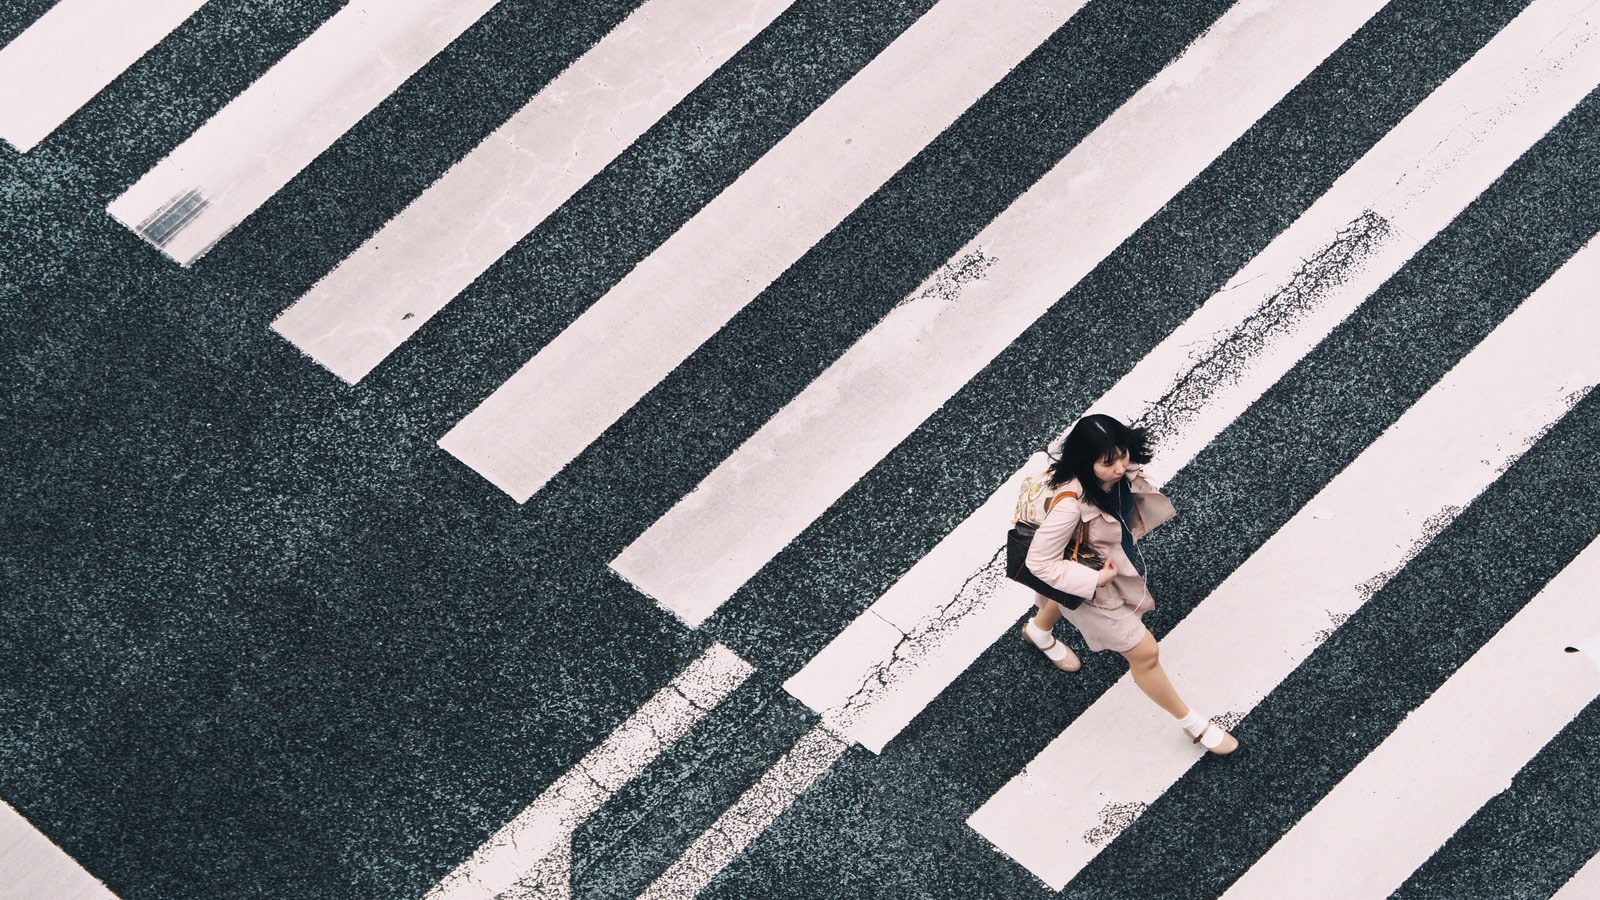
<box><xmin>1004</xmin><ymin>470</ymin><xmax>1089</xmax><ymax>608</ymax></box>
<box><xmin>1013</xmin><ymin>470</ymin><xmax>1073</xmax><ymax>527</ymax></box>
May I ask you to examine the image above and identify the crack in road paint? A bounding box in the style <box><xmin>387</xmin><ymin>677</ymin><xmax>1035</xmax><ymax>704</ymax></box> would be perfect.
<box><xmin>1136</xmin><ymin>210</ymin><xmax>1393</xmax><ymax>446</ymax></box>
<box><xmin>1497</xmin><ymin>384</ymin><xmax>1596</xmax><ymax>474</ymax></box>
<box><xmin>829</xmin><ymin>547</ymin><xmax>1010</xmax><ymax>728</ymax></box>
<box><xmin>1213</xmin><ymin>710</ymin><xmax>1245</xmax><ymax>732</ymax></box>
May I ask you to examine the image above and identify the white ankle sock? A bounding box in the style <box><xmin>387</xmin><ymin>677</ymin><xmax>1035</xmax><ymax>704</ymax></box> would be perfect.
<box><xmin>1176</xmin><ymin>710</ymin><xmax>1206</xmax><ymax>734</ymax></box>
<box><xmin>1023</xmin><ymin>621</ymin><xmax>1053</xmax><ymax>648</ymax></box>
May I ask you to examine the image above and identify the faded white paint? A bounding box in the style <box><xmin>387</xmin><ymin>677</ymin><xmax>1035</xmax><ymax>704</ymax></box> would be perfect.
<box><xmin>0</xmin><ymin>0</ymin><xmax>206</xmax><ymax>152</ymax></box>
<box><xmin>424</xmin><ymin>644</ymin><xmax>752</xmax><ymax>900</ymax></box>
<box><xmin>611</xmin><ymin>0</ymin><xmax>1391</xmax><ymax>628</ymax></box>
<box><xmin>785</xmin><ymin>0</ymin><xmax>1600</xmax><ymax>754</ymax></box>
<box><xmin>108</xmin><ymin>0</ymin><xmax>503</xmax><ymax>266</ymax></box>
<box><xmin>438</xmin><ymin>0</ymin><xmax>1092</xmax><ymax>500</ymax></box>
<box><xmin>273</xmin><ymin>0</ymin><xmax>798</xmax><ymax>383</ymax></box>
<box><xmin>638</xmin><ymin>723</ymin><xmax>850</xmax><ymax>900</ymax></box>
<box><xmin>968</xmin><ymin>233</ymin><xmax>1600</xmax><ymax>890</ymax></box>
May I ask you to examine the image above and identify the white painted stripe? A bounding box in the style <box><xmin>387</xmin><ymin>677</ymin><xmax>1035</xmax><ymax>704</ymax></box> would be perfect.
<box><xmin>783</xmin><ymin>0</ymin><xmax>1600</xmax><ymax>754</ymax></box>
<box><xmin>0</xmin><ymin>0</ymin><xmax>206</xmax><ymax>152</ymax></box>
<box><xmin>106</xmin><ymin>0</ymin><xmax>502</xmax><ymax>267</ymax></box>
<box><xmin>0</xmin><ymin>797</ymin><xmax>119</xmax><ymax>900</ymax></box>
<box><xmin>637</xmin><ymin>723</ymin><xmax>850</xmax><ymax>900</ymax></box>
<box><xmin>437</xmin><ymin>0</ymin><xmax>1093</xmax><ymax>499</ymax></box>
<box><xmin>1555</xmin><ymin>850</ymin><xmax>1600</xmax><ymax>900</ymax></box>
<box><xmin>1573</xmin><ymin>627</ymin><xmax>1600</xmax><ymax>670</ymax></box>
<box><xmin>1222</xmin><ymin>538</ymin><xmax>1600</xmax><ymax>900</ymax></box>
<box><xmin>967</xmin><ymin>234</ymin><xmax>1600</xmax><ymax>891</ymax></box>
<box><xmin>610</xmin><ymin>0</ymin><xmax>1390</xmax><ymax>628</ymax></box>
<box><xmin>423</xmin><ymin>644</ymin><xmax>753</xmax><ymax>900</ymax></box>
<box><xmin>271</xmin><ymin>0</ymin><xmax>797</xmax><ymax>385</ymax></box>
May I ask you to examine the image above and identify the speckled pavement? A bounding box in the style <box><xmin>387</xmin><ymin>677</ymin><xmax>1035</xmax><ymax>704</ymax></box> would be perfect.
<box><xmin>2</xmin><ymin>1</ymin><xmax>1598</xmax><ymax>898</ymax></box>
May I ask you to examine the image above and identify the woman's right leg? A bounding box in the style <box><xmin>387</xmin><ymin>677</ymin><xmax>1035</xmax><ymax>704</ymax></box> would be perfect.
<box><xmin>1030</xmin><ymin>596</ymin><xmax>1063</xmax><ymax>631</ymax></box>
<box><xmin>1120</xmin><ymin>631</ymin><xmax>1237</xmax><ymax>754</ymax></box>
<box><xmin>1023</xmin><ymin>596</ymin><xmax>1080</xmax><ymax>672</ymax></box>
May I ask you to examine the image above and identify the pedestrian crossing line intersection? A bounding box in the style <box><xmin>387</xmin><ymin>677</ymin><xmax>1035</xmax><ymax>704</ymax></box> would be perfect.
<box><xmin>423</xmin><ymin>644</ymin><xmax>752</xmax><ymax>900</ymax></box>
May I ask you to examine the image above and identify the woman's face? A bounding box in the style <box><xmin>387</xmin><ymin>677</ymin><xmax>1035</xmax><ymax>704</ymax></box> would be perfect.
<box><xmin>1093</xmin><ymin>448</ymin><xmax>1130</xmax><ymax>487</ymax></box>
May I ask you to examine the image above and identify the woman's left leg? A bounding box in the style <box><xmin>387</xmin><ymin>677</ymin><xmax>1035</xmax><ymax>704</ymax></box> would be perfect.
<box><xmin>1119</xmin><ymin>632</ymin><xmax>1189</xmax><ymax>717</ymax></box>
<box><xmin>1120</xmin><ymin>631</ymin><xmax>1237</xmax><ymax>754</ymax></box>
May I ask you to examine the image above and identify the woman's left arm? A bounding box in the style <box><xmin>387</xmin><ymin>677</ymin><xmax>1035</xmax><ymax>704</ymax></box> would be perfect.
<box><xmin>1124</xmin><ymin>464</ymin><xmax>1177</xmax><ymax>536</ymax></box>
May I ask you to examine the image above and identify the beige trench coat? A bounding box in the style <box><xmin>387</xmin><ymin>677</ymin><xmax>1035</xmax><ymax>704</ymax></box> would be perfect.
<box><xmin>1023</xmin><ymin>464</ymin><xmax>1177</xmax><ymax>610</ymax></box>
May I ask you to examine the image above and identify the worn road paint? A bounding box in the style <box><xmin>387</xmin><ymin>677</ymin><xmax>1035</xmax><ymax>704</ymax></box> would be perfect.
<box><xmin>423</xmin><ymin>644</ymin><xmax>752</xmax><ymax>900</ymax></box>
<box><xmin>637</xmin><ymin>722</ymin><xmax>850</xmax><ymax>900</ymax></box>
<box><xmin>108</xmin><ymin>0</ymin><xmax>503</xmax><ymax>266</ymax></box>
<box><xmin>611</xmin><ymin>0</ymin><xmax>1391</xmax><ymax>628</ymax></box>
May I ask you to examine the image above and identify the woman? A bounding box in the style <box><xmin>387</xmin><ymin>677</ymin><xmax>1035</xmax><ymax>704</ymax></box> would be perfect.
<box><xmin>1021</xmin><ymin>414</ymin><xmax>1239</xmax><ymax>755</ymax></box>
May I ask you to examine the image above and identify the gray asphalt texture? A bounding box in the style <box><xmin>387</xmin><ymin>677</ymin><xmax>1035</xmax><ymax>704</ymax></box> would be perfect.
<box><xmin>2</xmin><ymin>0</ymin><xmax>1598</xmax><ymax>898</ymax></box>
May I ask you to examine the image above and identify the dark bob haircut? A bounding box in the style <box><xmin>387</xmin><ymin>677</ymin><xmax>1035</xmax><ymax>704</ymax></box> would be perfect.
<box><xmin>1048</xmin><ymin>414</ymin><xmax>1153</xmax><ymax>515</ymax></box>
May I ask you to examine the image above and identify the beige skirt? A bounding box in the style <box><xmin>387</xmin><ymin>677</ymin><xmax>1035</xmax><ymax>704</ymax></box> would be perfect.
<box><xmin>1051</xmin><ymin>585</ymin><xmax>1153</xmax><ymax>653</ymax></box>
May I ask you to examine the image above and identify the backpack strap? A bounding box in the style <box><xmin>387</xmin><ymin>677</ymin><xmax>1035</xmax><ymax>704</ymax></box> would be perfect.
<box><xmin>1044</xmin><ymin>490</ymin><xmax>1078</xmax><ymax>513</ymax></box>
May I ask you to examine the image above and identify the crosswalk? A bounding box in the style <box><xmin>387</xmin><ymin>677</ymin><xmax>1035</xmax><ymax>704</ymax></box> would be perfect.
<box><xmin>107</xmin><ymin>0</ymin><xmax>504</xmax><ymax>266</ymax></box>
<box><xmin>439</xmin><ymin>0</ymin><xmax>1093</xmax><ymax>504</ymax></box>
<box><xmin>612</xmin><ymin>0</ymin><xmax>1388</xmax><ymax>627</ymax></box>
<box><xmin>788</xmin><ymin>0</ymin><xmax>1600</xmax><ymax>758</ymax></box>
<box><xmin>3</xmin><ymin>0</ymin><xmax>1600</xmax><ymax>898</ymax></box>
<box><xmin>0</xmin><ymin>0</ymin><xmax>206</xmax><ymax>152</ymax></box>
<box><xmin>971</xmin><ymin>229</ymin><xmax>1600</xmax><ymax>888</ymax></box>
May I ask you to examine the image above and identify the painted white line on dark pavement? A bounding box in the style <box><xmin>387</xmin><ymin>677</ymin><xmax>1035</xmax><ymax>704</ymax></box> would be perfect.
<box><xmin>967</xmin><ymin>234</ymin><xmax>1600</xmax><ymax>891</ymax></box>
<box><xmin>637</xmin><ymin>723</ymin><xmax>850</xmax><ymax>900</ymax></box>
<box><xmin>784</xmin><ymin>0</ymin><xmax>1600</xmax><ymax>754</ymax></box>
<box><xmin>1222</xmin><ymin>537</ymin><xmax>1600</xmax><ymax>900</ymax></box>
<box><xmin>1572</xmin><ymin>627</ymin><xmax>1600</xmax><ymax>670</ymax></box>
<box><xmin>0</xmin><ymin>797</ymin><xmax>119</xmax><ymax>900</ymax></box>
<box><xmin>273</xmin><ymin>0</ymin><xmax>797</xmax><ymax>384</ymax></box>
<box><xmin>108</xmin><ymin>0</ymin><xmax>502</xmax><ymax>266</ymax></box>
<box><xmin>1555</xmin><ymin>850</ymin><xmax>1600</xmax><ymax>900</ymax></box>
<box><xmin>423</xmin><ymin>644</ymin><xmax>753</xmax><ymax>900</ymax></box>
<box><xmin>612</xmin><ymin>0</ymin><xmax>1391</xmax><ymax>628</ymax></box>
<box><xmin>439</xmin><ymin>0</ymin><xmax>1092</xmax><ymax>500</ymax></box>
<box><xmin>0</xmin><ymin>0</ymin><xmax>206</xmax><ymax>152</ymax></box>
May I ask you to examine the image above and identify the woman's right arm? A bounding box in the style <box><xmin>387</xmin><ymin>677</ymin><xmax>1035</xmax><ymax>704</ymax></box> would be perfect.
<box><xmin>1024</xmin><ymin>498</ymin><xmax>1105</xmax><ymax>598</ymax></box>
